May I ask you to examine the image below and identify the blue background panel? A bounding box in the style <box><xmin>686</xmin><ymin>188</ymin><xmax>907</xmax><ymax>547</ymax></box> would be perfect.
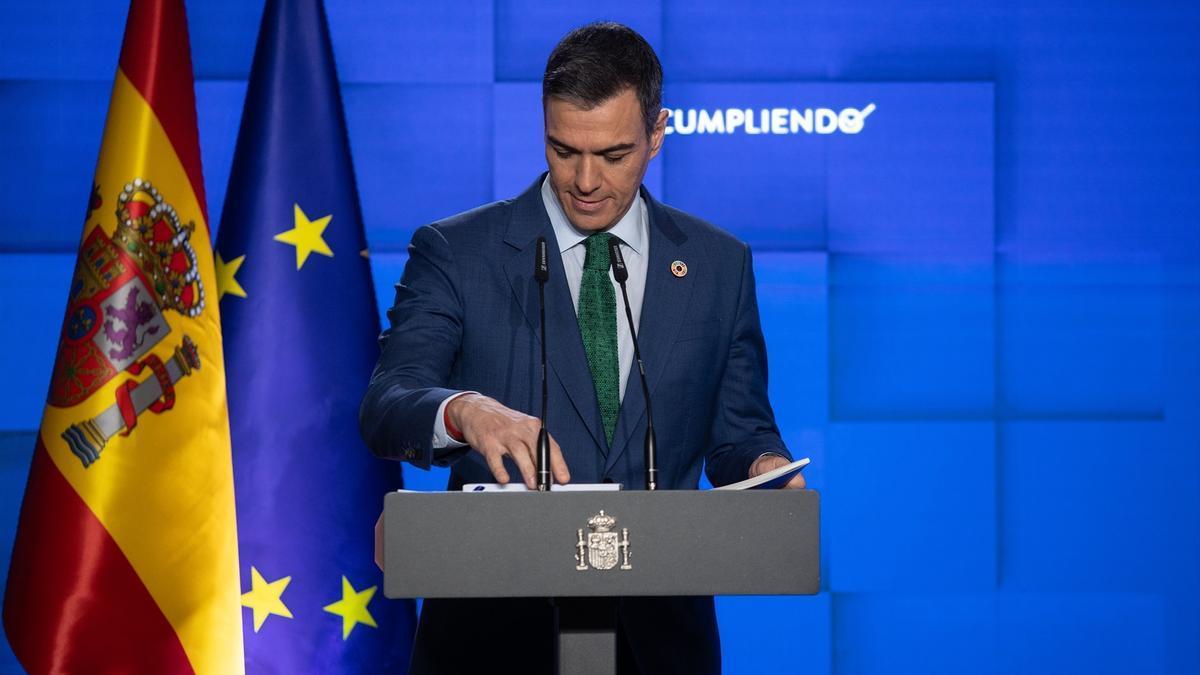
<box><xmin>494</xmin><ymin>1</ymin><xmax>663</xmax><ymax>82</ymax></box>
<box><xmin>197</xmin><ymin>81</ymin><xmax>250</xmax><ymax>236</ymax></box>
<box><xmin>997</xmin><ymin>7</ymin><xmax>1200</xmax><ymax>261</ymax></box>
<box><xmin>832</xmin><ymin>593</ymin><xmax>998</xmax><ymax>675</ymax></box>
<box><xmin>1000</xmin><ymin>421</ymin><xmax>1199</xmax><ymax>593</ymax></box>
<box><xmin>185</xmin><ymin>1</ymin><xmax>261</xmax><ymax>81</ymax></box>
<box><xmin>718</xmin><ymin>594</ymin><xmax>831</xmax><ymax>675</ymax></box>
<box><xmin>747</xmin><ymin>253</ymin><xmax>830</xmax><ymax>421</ymax></box>
<box><xmin>663</xmin><ymin>1</ymin><xmax>844</xmax><ymax>82</ymax></box>
<box><xmin>1000</xmin><ymin>421</ymin><xmax>1200</xmax><ymax>673</ymax></box>
<box><xmin>328</xmin><ymin>2</ymin><xmax>495</xmax><ymax>84</ymax></box>
<box><xmin>825</xmin><ymin>83</ymin><xmax>994</xmax><ymax>256</ymax></box>
<box><xmin>661</xmin><ymin>1</ymin><xmax>1005</xmax><ymax>82</ymax></box>
<box><xmin>191</xmin><ymin>1</ymin><xmax>496</xmax><ymax>83</ymax></box>
<box><xmin>826</xmin><ymin>422</ymin><xmax>996</xmax><ymax>592</ymax></box>
<box><xmin>0</xmin><ymin>255</ymin><xmax>75</xmax><ymax>429</ymax></box>
<box><xmin>0</xmin><ymin>80</ymin><xmax>247</xmax><ymax>251</ymax></box>
<box><xmin>1163</xmin><ymin>268</ymin><xmax>1200</xmax><ymax>435</ymax></box>
<box><xmin>0</xmin><ymin>3</ymin><xmax>126</xmax><ymax>81</ymax></box>
<box><xmin>660</xmin><ymin>83</ymin><xmax>827</xmax><ymax>250</ymax></box>
<box><xmin>491</xmin><ymin>83</ymin><xmax>548</xmax><ymax>200</ymax></box>
<box><xmin>0</xmin><ymin>81</ymin><xmax>107</xmax><ymax>251</ymax></box>
<box><xmin>344</xmin><ymin>84</ymin><xmax>493</xmax><ymax>252</ymax></box>
<box><xmin>829</xmin><ymin>255</ymin><xmax>995</xmax><ymax>420</ymax></box>
<box><xmin>837</xmin><ymin>592</ymin><xmax>1175</xmax><ymax>675</ymax></box>
<box><xmin>996</xmin><ymin>593</ymin><xmax>1167</xmax><ymax>675</ymax></box>
<box><xmin>660</xmin><ymin>82</ymin><xmax>993</xmax><ymax>254</ymax></box>
<box><xmin>998</xmin><ymin>260</ymin><xmax>1164</xmax><ymax>419</ymax></box>
<box><xmin>755</xmin><ymin>252</ymin><xmax>828</xmax><ymax>491</ymax></box>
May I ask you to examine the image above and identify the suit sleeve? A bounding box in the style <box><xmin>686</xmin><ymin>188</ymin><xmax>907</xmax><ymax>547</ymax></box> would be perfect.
<box><xmin>359</xmin><ymin>224</ymin><xmax>467</xmax><ymax>469</ymax></box>
<box><xmin>704</xmin><ymin>244</ymin><xmax>792</xmax><ymax>487</ymax></box>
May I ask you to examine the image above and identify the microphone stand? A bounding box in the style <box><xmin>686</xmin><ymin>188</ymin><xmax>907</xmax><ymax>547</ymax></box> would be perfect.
<box><xmin>608</xmin><ymin>238</ymin><xmax>657</xmax><ymax>491</ymax></box>
<box><xmin>535</xmin><ymin>237</ymin><xmax>551</xmax><ymax>491</ymax></box>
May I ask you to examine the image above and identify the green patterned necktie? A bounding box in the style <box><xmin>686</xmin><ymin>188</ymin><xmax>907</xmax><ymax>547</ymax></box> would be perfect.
<box><xmin>578</xmin><ymin>232</ymin><xmax>619</xmax><ymax>444</ymax></box>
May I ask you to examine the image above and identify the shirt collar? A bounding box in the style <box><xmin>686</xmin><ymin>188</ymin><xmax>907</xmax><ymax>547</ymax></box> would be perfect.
<box><xmin>540</xmin><ymin>175</ymin><xmax>646</xmax><ymax>256</ymax></box>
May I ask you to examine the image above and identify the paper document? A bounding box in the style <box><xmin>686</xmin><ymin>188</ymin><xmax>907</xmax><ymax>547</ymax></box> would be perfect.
<box><xmin>463</xmin><ymin>483</ymin><xmax>623</xmax><ymax>492</ymax></box>
<box><xmin>714</xmin><ymin>457</ymin><xmax>810</xmax><ymax>490</ymax></box>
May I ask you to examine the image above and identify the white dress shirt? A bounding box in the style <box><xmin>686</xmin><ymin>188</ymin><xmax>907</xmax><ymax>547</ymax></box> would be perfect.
<box><xmin>432</xmin><ymin>177</ymin><xmax>649</xmax><ymax>449</ymax></box>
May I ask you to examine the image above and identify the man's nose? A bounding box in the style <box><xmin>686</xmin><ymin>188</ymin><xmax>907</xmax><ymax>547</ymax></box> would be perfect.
<box><xmin>575</xmin><ymin>156</ymin><xmax>601</xmax><ymax>194</ymax></box>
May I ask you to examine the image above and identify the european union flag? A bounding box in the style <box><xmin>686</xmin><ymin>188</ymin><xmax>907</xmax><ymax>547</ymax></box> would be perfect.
<box><xmin>214</xmin><ymin>0</ymin><xmax>415</xmax><ymax>671</ymax></box>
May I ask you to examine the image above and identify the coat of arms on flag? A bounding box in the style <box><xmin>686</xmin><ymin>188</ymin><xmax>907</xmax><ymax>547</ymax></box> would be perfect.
<box><xmin>53</xmin><ymin>179</ymin><xmax>207</xmax><ymax>467</ymax></box>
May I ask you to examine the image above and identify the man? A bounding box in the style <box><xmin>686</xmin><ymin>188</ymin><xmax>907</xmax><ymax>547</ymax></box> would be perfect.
<box><xmin>360</xmin><ymin>22</ymin><xmax>803</xmax><ymax>674</ymax></box>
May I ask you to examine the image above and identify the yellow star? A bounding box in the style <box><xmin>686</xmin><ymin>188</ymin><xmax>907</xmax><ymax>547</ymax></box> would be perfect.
<box><xmin>323</xmin><ymin>576</ymin><xmax>378</xmax><ymax>640</ymax></box>
<box><xmin>241</xmin><ymin>566</ymin><xmax>293</xmax><ymax>633</ymax></box>
<box><xmin>274</xmin><ymin>203</ymin><xmax>333</xmax><ymax>269</ymax></box>
<box><xmin>215</xmin><ymin>253</ymin><xmax>247</xmax><ymax>300</ymax></box>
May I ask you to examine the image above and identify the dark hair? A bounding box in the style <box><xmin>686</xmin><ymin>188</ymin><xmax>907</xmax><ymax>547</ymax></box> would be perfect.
<box><xmin>542</xmin><ymin>22</ymin><xmax>663</xmax><ymax>138</ymax></box>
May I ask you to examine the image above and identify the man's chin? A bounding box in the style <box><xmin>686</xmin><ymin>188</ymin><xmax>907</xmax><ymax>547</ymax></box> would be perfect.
<box><xmin>566</xmin><ymin>210</ymin><xmax>616</xmax><ymax>232</ymax></box>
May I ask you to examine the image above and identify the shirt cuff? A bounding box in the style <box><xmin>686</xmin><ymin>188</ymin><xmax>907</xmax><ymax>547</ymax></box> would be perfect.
<box><xmin>432</xmin><ymin>391</ymin><xmax>478</xmax><ymax>449</ymax></box>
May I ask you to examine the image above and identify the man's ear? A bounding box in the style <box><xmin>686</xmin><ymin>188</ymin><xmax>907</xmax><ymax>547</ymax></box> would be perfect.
<box><xmin>648</xmin><ymin>108</ymin><xmax>670</xmax><ymax>159</ymax></box>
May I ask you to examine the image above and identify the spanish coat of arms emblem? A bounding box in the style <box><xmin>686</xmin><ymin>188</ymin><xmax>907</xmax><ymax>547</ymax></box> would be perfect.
<box><xmin>575</xmin><ymin>510</ymin><xmax>632</xmax><ymax>571</ymax></box>
<box><xmin>51</xmin><ymin>178</ymin><xmax>205</xmax><ymax>468</ymax></box>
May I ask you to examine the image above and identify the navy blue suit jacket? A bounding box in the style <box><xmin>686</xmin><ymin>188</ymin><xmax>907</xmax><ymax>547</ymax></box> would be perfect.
<box><xmin>360</xmin><ymin>176</ymin><xmax>789</xmax><ymax>673</ymax></box>
<box><xmin>361</xmin><ymin>176</ymin><xmax>788</xmax><ymax>489</ymax></box>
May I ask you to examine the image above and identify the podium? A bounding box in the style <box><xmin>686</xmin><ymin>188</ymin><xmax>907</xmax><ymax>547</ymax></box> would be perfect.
<box><xmin>383</xmin><ymin>490</ymin><xmax>819</xmax><ymax>674</ymax></box>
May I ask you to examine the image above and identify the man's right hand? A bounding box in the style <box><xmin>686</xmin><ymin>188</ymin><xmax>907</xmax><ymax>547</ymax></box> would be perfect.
<box><xmin>446</xmin><ymin>393</ymin><xmax>571</xmax><ymax>488</ymax></box>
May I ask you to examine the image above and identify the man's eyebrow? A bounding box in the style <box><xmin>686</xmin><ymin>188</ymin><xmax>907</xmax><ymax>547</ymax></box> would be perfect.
<box><xmin>546</xmin><ymin>136</ymin><xmax>579</xmax><ymax>153</ymax></box>
<box><xmin>595</xmin><ymin>142</ymin><xmax>636</xmax><ymax>154</ymax></box>
<box><xmin>547</xmin><ymin>136</ymin><xmax>636</xmax><ymax>155</ymax></box>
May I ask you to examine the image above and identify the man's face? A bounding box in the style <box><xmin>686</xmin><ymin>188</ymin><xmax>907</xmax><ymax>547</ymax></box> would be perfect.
<box><xmin>544</xmin><ymin>88</ymin><xmax>667</xmax><ymax>232</ymax></box>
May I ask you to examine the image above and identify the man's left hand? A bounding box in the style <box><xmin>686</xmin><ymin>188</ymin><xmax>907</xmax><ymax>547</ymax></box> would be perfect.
<box><xmin>749</xmin><ymin>454</ymin><xmax>806</xmax><ymax>489</ymax></box>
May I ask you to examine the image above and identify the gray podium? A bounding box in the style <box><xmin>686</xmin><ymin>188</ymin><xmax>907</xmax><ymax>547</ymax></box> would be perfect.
<box><xmin>383</xmin><ymin>490</ymin><xmax>820</xmax><ymax>675</ymax></box>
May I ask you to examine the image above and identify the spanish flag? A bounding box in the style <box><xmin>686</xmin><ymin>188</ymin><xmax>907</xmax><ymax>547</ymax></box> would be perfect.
<box><xmin>2</xmin><ymin>1</ymin><xmax>242</xmax><ymax>672</ymax></box>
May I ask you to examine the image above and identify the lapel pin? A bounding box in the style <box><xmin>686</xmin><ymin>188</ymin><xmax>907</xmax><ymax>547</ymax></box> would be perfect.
<box><xmin>671</xmin><ymin>260</ymin><xmax>688</xmax><ymax>278</ymax></box>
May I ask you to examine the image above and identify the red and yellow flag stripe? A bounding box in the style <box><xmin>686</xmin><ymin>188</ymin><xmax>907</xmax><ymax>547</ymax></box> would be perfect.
<box><xmin>3</xmin><ymin>1</ymin><xmax>242</xmax><ymax>673</ymax></box>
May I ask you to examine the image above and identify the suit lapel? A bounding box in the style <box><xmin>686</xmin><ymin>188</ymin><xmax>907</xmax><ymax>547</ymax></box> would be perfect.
<box><xmin>605</xmin><ymin>192</ymin><xmax>698</xmax><ymax>476</ymax></box>
<box><xmin>502</xmin><ymin>177</ymin><xmax>608</xmax><ymax>453</ymax></box>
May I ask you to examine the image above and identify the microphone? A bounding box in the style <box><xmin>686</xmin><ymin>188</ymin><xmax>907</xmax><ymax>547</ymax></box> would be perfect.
<box><xmin>534</xmin><ymin>237</ymin><xmax>552</xmax><ymax>491</ymax></box>
<box><xmin>608</xmin><ymin>238</ymin><xmax>658</xmax><ymax>491</ymax></box>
